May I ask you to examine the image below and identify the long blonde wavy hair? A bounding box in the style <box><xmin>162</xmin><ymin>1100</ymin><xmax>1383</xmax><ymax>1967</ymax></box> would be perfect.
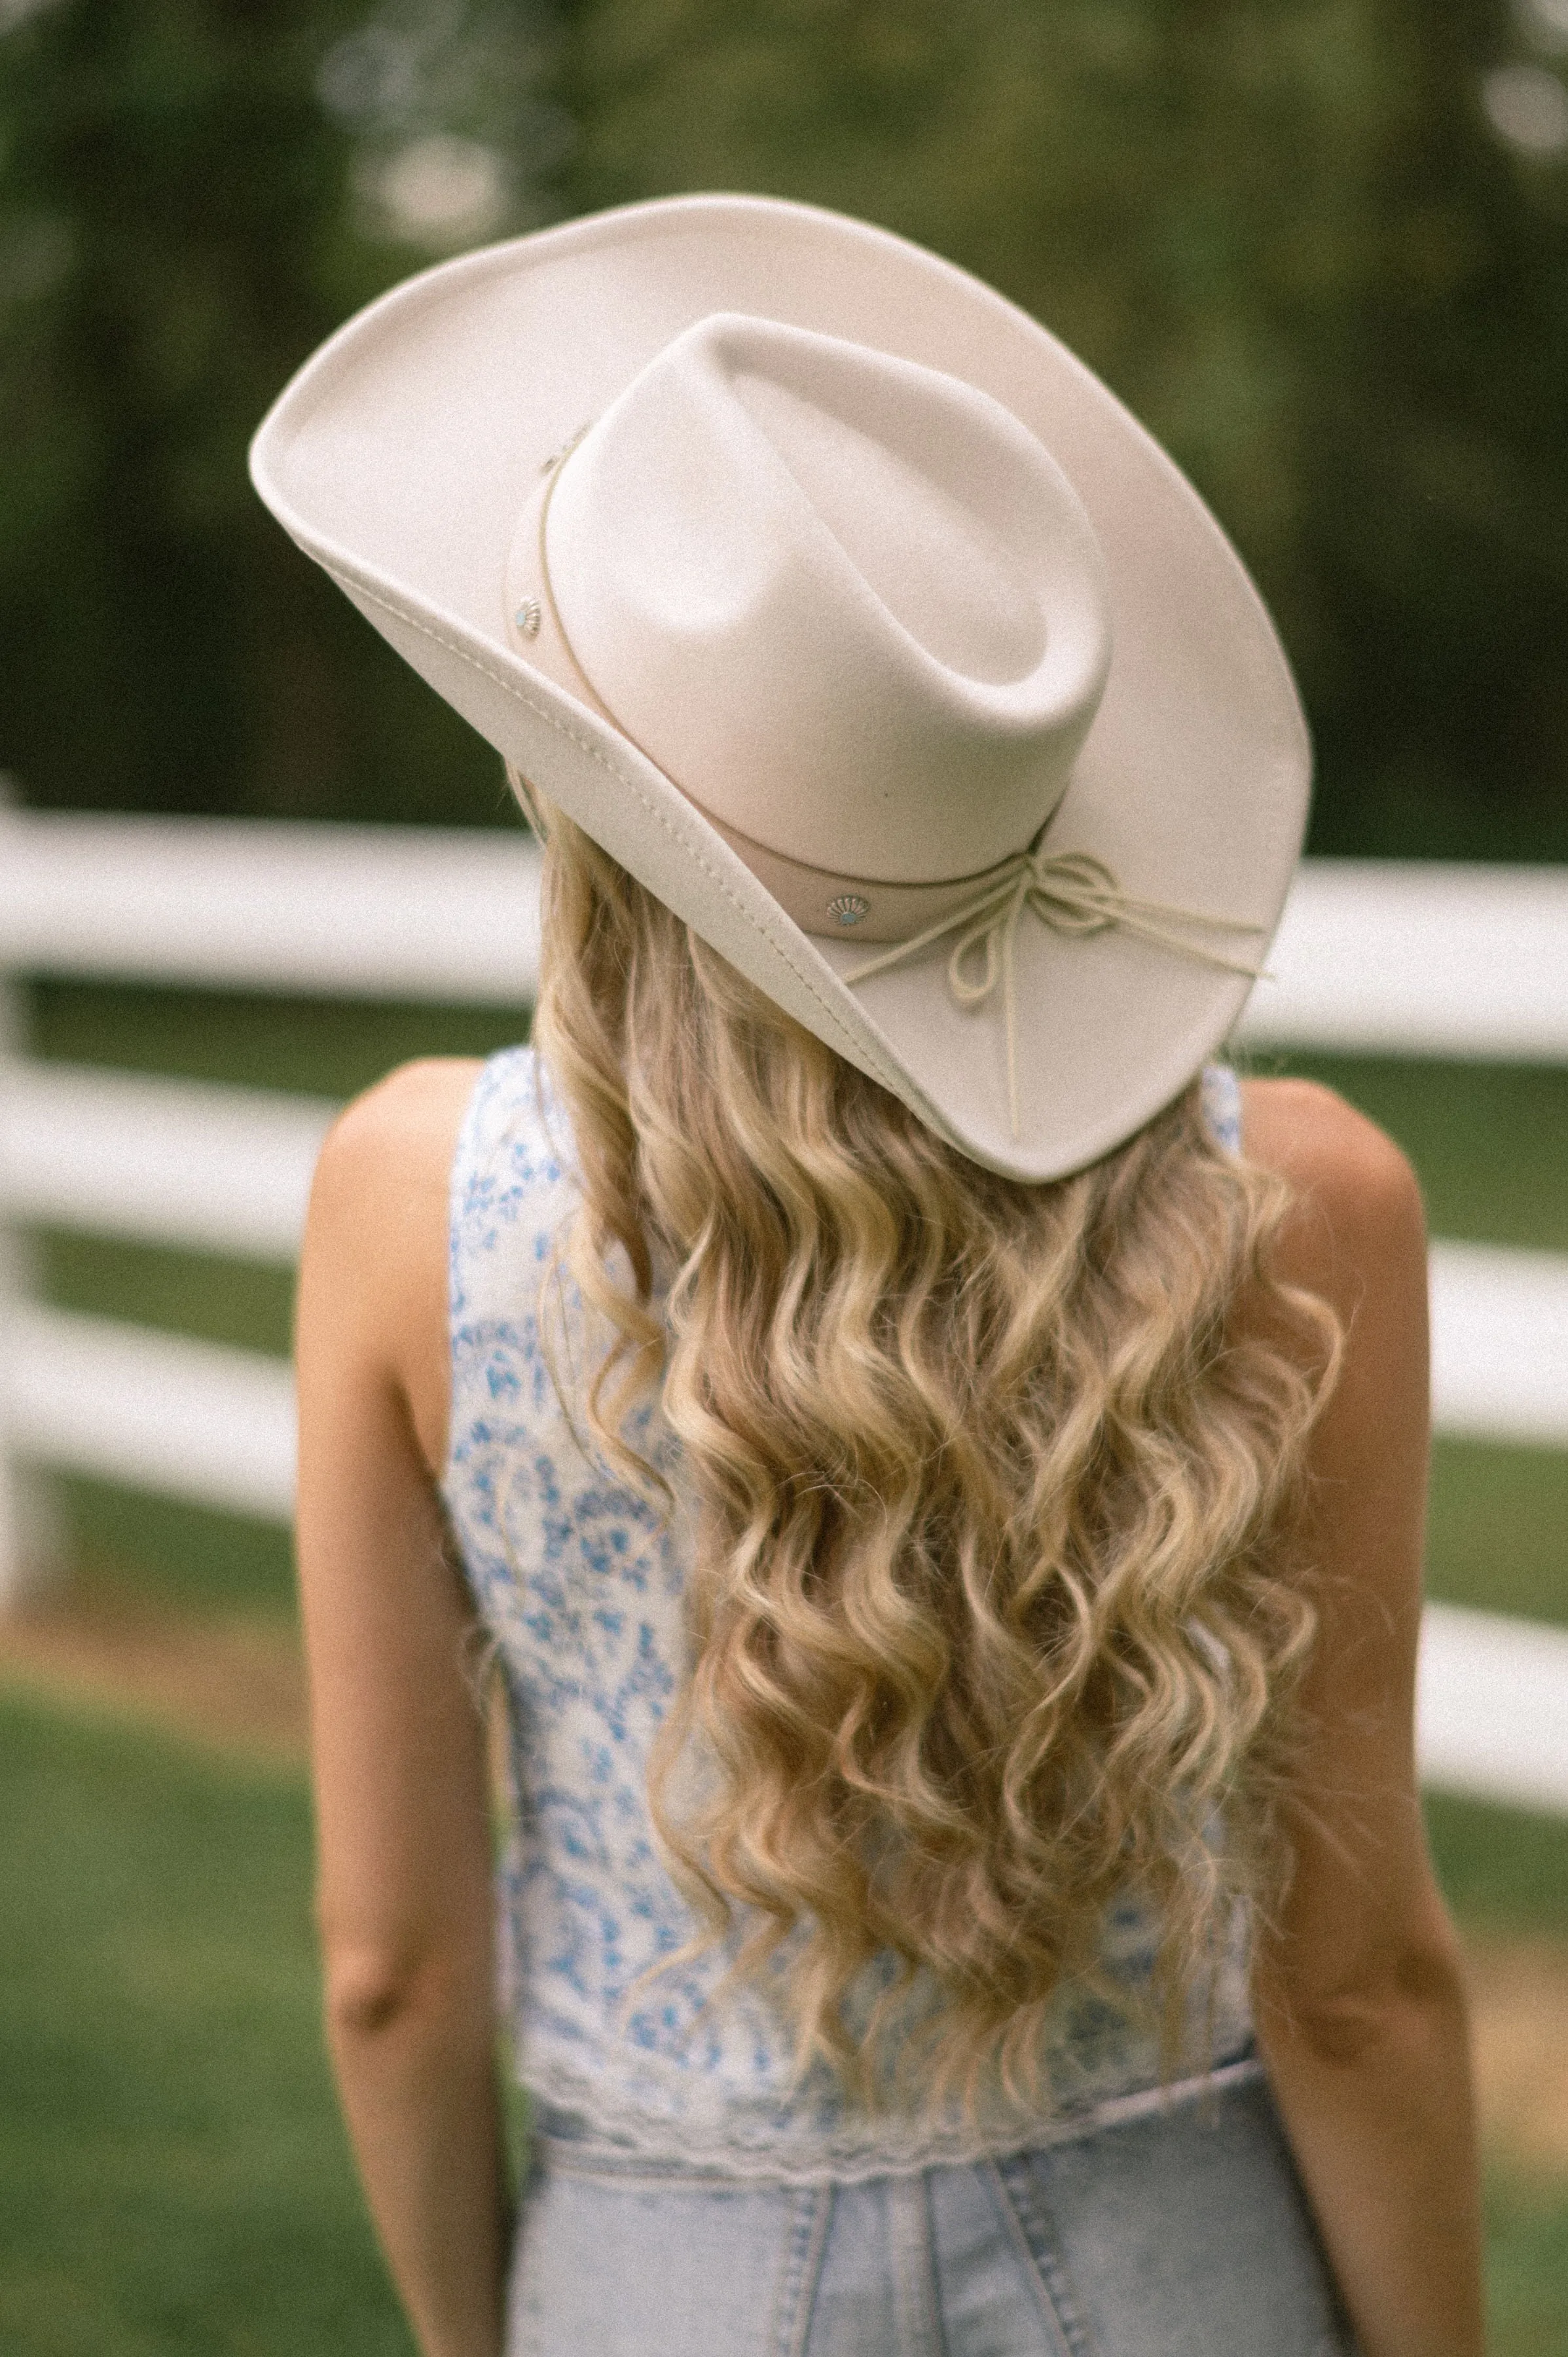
<box><xmin>519</xmin><ymin>778</ymin><xmax>1340</xmax><ymax>2106</ymax></box>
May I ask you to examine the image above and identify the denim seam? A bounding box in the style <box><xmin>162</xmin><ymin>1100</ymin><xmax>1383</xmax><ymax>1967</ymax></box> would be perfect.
<box><xmin>772</xmin><ymin>2182</ymin><xmax>832</xmax><ymax>2357</ymax></box>
<box><xmin>888</xmin><ymin>2172</ymin><xmax>947</xmax><ymax>2357</ymax></box>
<box><xmin>983</xmin><ymin>2155</ymin><xmax>1097</xmax><ymax>2357</ymax></box>
<box><xmin>917</xmin><ymin>2171</ymin><xmax>951</xmax><ymax>2357</ymax></box>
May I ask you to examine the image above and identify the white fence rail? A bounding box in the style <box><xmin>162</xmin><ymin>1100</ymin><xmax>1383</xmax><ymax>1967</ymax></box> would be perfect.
<box><xmin>1</xmin><ymin>1304</ymin><xmax>297</xmax><ymax>1525</ymax></box>
<box><xmin>4</xmin><ymin>1240</ymin><xmax>1564</xmax><ymax>1506</ymax></box>
<box><xmin>0</xmin><ymin>810</ymin><xmax>542</xmax><ymax>1001</ymax></box>
<box><xmin>0</xmin><ymin>1061</ymin><xmax>337</xmax><ymax>1263</ymax></box>
<box><xmin>1238</xmin><ymin>859</ymin><xmax>1568</xmax><ymax>1061</ymax></box>
<box><xmin>3</xmin><ymin>811</ymin><xmax>1563</xmax><ymax>1044</ymax></box>
<box><xmin>5</xmin><ymin>1069</ymin><xmax>1565</xmax><ymax>1446</ymax></box>
<box><xmin>1429</xmin><ymin>1243</ymin><xmax>1568</xmax><ymax>1449</ymax></box>
<box><xmin>1419</xmin><ymin>1603</ymin><xmax>1568</xmax><ymax>1816</ymax></box>
<box><xmin>3</xmin><ymin>810</ymin><xmax>1568</xmax><ymax>1810</ymax></box>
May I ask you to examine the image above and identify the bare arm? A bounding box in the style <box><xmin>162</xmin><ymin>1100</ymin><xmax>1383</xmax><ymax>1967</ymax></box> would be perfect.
<box><xmin>295</xmin><ymin>1057</ymin><xmax>507</xmax><ymax>2357</ymax></box>
<box><xmin>1243</xmin><ymin>1078</ymin><xmax>1484</xmax><ymax>2357</ymax></box>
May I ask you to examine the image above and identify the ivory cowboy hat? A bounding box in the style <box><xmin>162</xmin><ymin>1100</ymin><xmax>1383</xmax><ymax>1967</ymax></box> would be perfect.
<box><xmin>249</xmin><ymin>193</ymin><xmax>1308</xmax><ymax>1181</ymax></box>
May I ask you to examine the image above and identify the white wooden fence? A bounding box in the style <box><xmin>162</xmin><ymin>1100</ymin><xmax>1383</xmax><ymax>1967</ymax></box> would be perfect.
<box><xmin>2</xmin><ymin>806</ymin><xmax>1567</xmax><ymax>1808</ymax></box>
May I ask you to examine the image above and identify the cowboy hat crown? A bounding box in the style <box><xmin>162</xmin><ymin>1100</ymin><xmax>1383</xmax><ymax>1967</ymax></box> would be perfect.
<box><xmin>530</xmin><ymin>312</ymin><xmax>1112</xmax><ymax>889</ymax></box>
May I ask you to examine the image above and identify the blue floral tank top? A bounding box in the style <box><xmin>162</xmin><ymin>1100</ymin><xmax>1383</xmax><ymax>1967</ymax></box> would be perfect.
<box><xmin>441</xmin><ymin>1049</ymin><xmax>1254</xmax><ymax>2183</ymax></box>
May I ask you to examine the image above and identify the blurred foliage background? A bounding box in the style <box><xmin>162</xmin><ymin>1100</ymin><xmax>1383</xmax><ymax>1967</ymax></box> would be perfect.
<box><xmin>2</xmin><ymin>0</ymin><xmax>1567</xmax><ymax>852</ymax></box>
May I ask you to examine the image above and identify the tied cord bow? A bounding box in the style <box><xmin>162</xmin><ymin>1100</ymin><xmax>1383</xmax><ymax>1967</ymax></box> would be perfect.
<box><xmin>843</xmin><ymin>845</ymin><xmax>1268</xmax><ymax>1141</ymax></box>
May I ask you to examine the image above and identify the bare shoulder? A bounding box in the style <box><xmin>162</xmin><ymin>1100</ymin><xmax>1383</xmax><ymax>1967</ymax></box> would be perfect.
<box><xmin>301</xmin><ymin>1061</ymin><xmax>481</xmax><ymax>1263</ymax></box>
<box><xmin>301</xmin><ymin>1057</ymin><xmax>486</xmax><ymax>1473</ymax></box>
<box><xmin>1239</xmin><ymin>1074</ymin><xmax>1420</xmax><ymax>1215</ymax></box>
<box><xmin>310</xmin><ymin>1056</ymin><xmax>484</xmax><ymax>1222</ymax></box>
<box><xmin>1239</xmin><ymin>1075</ymin><xmax>1426</xmax><ymax>1313</ymax></box>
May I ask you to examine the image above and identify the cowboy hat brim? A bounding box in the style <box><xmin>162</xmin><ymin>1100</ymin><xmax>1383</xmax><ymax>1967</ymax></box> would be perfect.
<box><xmin>249</xmin><ymin>193</ymin><xmax>1307</xmax><ymax>1181</ymax></box>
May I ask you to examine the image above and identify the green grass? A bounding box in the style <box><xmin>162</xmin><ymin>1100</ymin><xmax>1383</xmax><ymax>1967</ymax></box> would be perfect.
<box><xmin>0</xmin><ymin>1690</ymin><xmax>416</xmax><ymax>2357</ymax></box>
<box><xmin>1423</xmin><ymin>1798</ymin><xmax>1568</xmax><ymax>2352</ymax></box>
<box><xmin>1419</xmin><ymin>1787</ymin><xmax>1568</xmax><ymax>2349</ymax></box>
<box><xmin>1484</xmin><ymin>2181</ymin><xmax>1568</xmax><ymax>2357</ymax></box>
<box><xmin>59</xmin><ymin>1484</ymin><xmax>299</xmax><ymax>1620</ymax></box>
<box><xmin>39</xmin><ymin>1232</ymin><xmax>295</xmax><ymax>1357</ymax></box>
<box><xmin>1426</xmin><ymin>1795</ymin><xmax>1568</xmax><ymax>1941</ymax></box>
<box><xmin>1427</xmin><ymin>1442</ymin><xmax>1568</xmax><ymax>1631</ymax></box>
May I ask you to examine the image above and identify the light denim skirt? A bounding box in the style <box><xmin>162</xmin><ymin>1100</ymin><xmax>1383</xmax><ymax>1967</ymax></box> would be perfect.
<box><xmin>506</xmin><ymin>2060</ymin><xmax>1356</xmax><ymax>2356</ymax></box>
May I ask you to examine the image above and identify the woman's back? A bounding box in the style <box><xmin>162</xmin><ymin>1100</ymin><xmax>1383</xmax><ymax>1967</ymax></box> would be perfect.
<box><xmin>274</xmin><ymin>192</ymin><xmax>1483</xmax><ymax>2357</ymax></box>
<box><xmin>444</xmin><ymin>1046</ymin><xmax>1257</xmax><ymax>2182</ymax></box>
<box><xmin>297</xmin><ymin>1041</ymin><xmax>1480</xmax><ymax>2356</ymax></box>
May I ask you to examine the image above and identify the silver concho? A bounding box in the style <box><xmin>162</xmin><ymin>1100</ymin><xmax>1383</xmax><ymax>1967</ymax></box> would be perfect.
<box><xmin>515</xmin><ymin>600</ymin><xmax>542</xmax><ymax>638</ymax></box>
<box><xmin>828</xmin><ymin>894</ymin><xmax>871</xmax><ymax>928</ymax></box>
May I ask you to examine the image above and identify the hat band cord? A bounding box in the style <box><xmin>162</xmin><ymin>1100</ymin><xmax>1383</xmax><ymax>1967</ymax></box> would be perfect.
<box><xmin>843</xmin><ymin>845</ymin><xmax>1268</xmax><ymax>1142</ymax></box>
<box><xmin>534</xmin><ymin>431</ymin><xmax>1266</xmax><ymax>1146</ymax></box>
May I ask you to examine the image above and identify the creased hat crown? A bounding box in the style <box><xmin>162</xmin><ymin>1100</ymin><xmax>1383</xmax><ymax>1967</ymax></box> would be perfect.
<box><xmin>538</xmin><ymin>313</ymin><xmax>1113</xmax><ymax>885</ymax></box>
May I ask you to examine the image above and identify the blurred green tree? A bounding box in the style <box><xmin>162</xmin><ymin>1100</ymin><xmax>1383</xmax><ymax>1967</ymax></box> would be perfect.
<box><xmin>0</xmin><ymin>0</ymin><xmax>567</xmax><ymax>825</ymax></box>
<box><xmin>1</xmin><ymin>0</ymin><xmax>1565</xmax><ymax>852</ymax></box>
